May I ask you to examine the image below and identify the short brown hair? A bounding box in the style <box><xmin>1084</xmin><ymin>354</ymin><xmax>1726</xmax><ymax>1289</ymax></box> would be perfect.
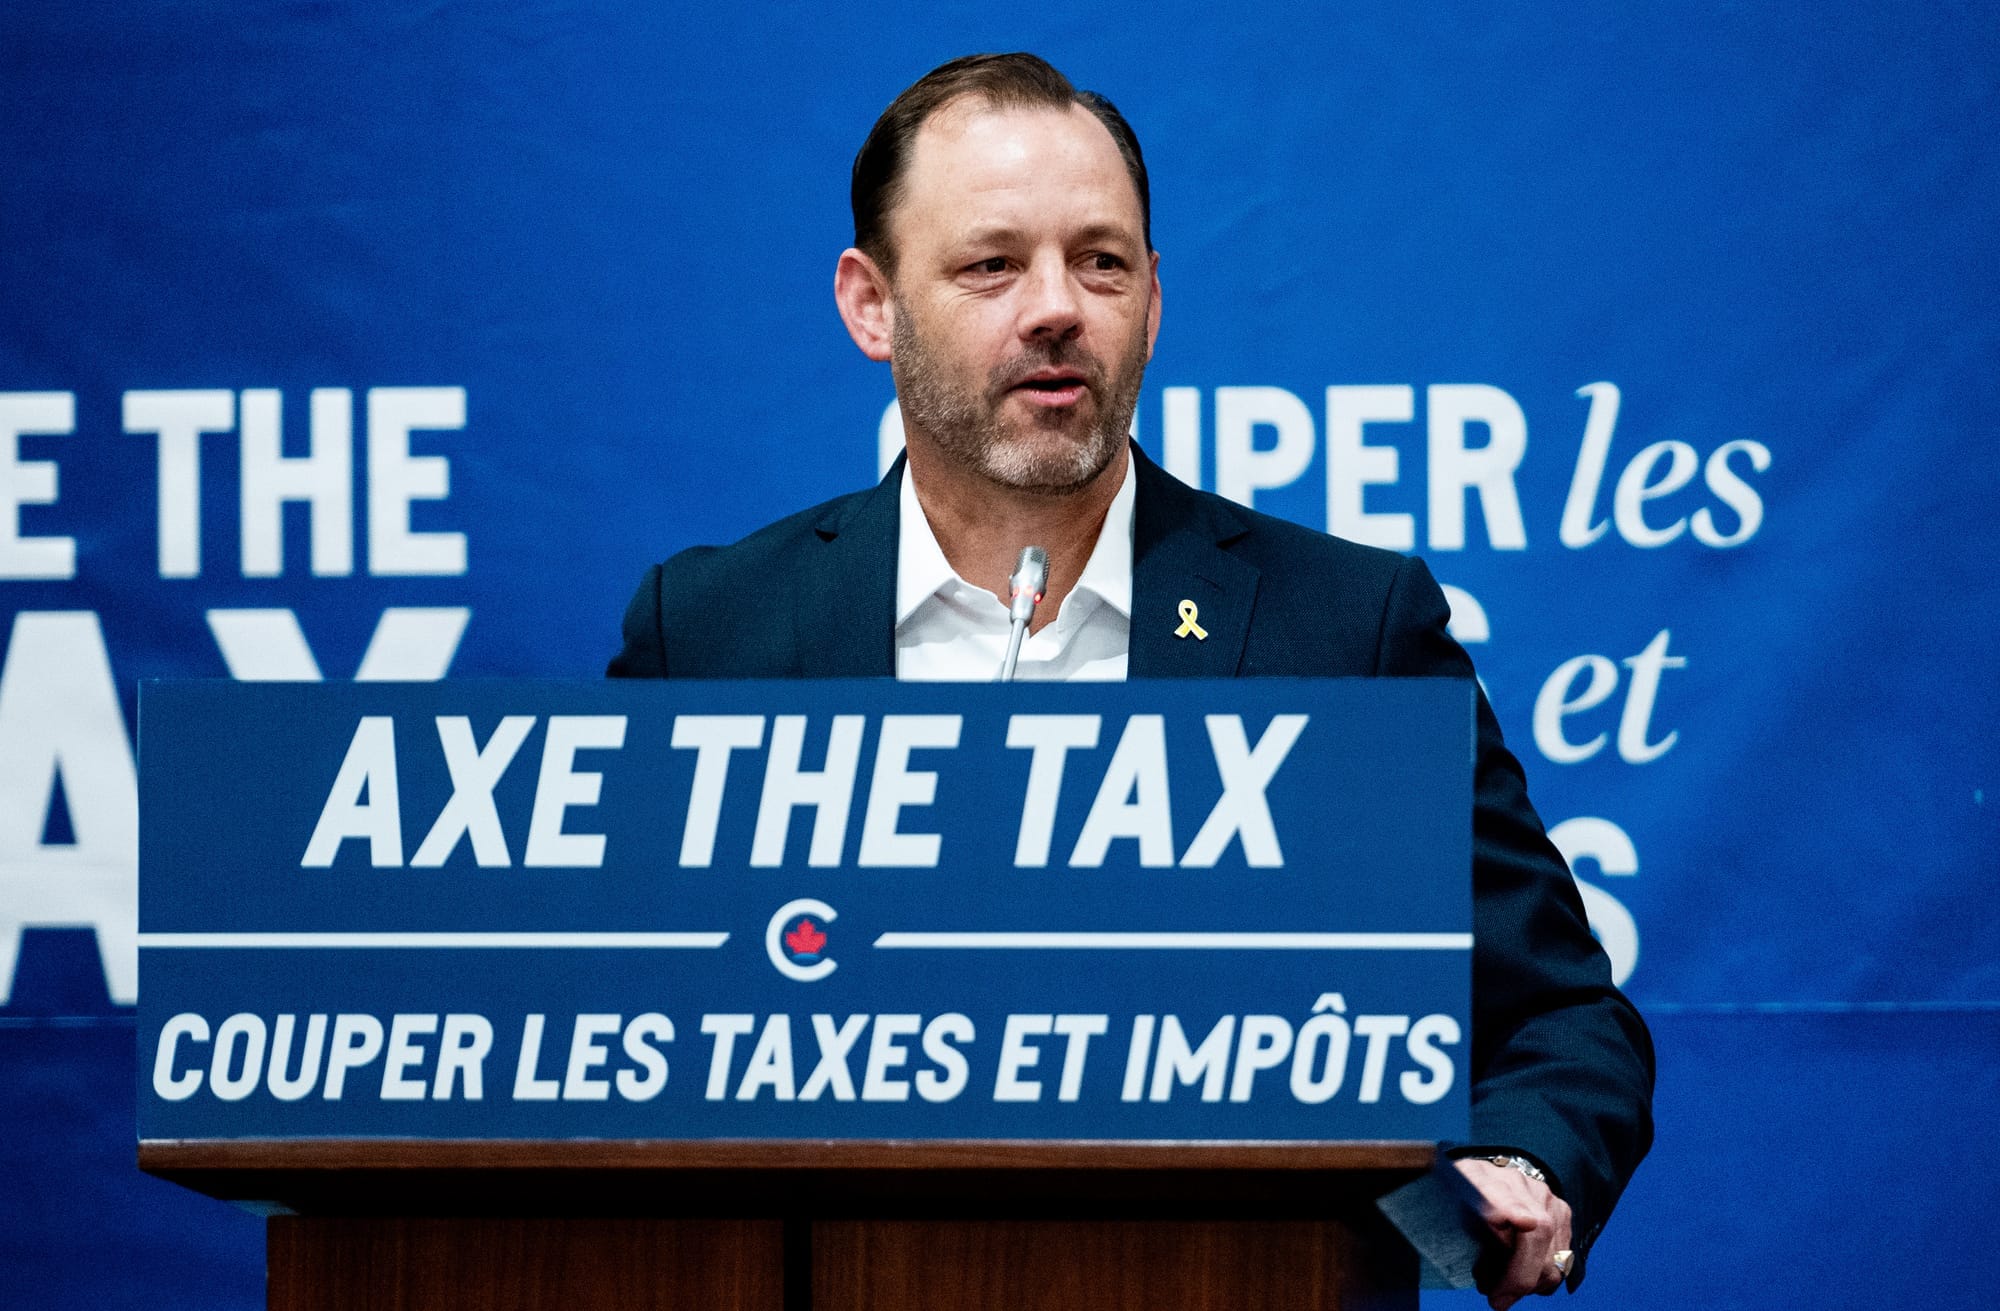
<box><xmin>850</xmin><ymin>52</ymin><xmax>1152</xmax><ymax>274</ymax></box>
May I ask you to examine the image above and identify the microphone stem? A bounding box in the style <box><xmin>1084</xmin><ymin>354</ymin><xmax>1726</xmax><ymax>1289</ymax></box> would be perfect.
<box><xmin>999</xmin><ymin>617</ymin><xmax>1028</xmax><ymax>683</ymax></box>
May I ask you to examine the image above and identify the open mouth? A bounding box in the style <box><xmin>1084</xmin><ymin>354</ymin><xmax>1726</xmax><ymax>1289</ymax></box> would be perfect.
<box><xmin>1011</xmin><ymin>371</ymin><xmax>1090</xmax><ymax>405</ymax></box>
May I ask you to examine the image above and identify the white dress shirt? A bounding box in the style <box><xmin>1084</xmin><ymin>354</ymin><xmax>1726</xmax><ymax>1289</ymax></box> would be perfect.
<box><xmin>894</xmin><ymin>458</ymin><xmax>1135</xmax><ymax>682</ymax></box>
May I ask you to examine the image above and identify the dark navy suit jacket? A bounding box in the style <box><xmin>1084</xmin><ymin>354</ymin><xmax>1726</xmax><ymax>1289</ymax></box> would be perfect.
<box><xmin>609</xmin><ymin>446</ymin><xmax>1654</xmax><ymax>1279</ymax></box>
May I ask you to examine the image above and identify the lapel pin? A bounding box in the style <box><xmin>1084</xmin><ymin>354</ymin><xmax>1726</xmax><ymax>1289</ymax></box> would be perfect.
<box><xmin>1174</xmin><ymin>599</ymin><xmax>1208</xmax><ymax>640</ymax></box>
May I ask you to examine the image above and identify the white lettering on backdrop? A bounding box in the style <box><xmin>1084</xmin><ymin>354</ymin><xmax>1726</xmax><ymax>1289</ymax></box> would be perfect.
<box><xmin>0</xmin><ymin>386</ymin><xmax>474</xmax><ymax>1004</ymax></box>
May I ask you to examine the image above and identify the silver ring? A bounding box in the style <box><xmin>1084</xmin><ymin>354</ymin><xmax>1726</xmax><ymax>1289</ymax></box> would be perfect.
<box><xmin>1550</xmin><ymin>1249</ymin><xmax>1574</xmax><ymax>1280</ymax></box>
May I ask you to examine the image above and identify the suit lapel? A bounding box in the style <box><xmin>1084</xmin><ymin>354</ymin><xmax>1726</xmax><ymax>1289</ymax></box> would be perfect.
<box><xmin>789</xmin><ymin>458</ymin><xmax>902</xmax><ymax>678</ymax></box>
<box><xmin>1129</xmin><ymin>449</ymin><xmax>1259</xmax><ymax>678</ymax></box>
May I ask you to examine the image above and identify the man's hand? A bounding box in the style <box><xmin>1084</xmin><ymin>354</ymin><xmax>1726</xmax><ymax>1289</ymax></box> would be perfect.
<box><xmin>1452</xmin><ymin>1157</ymin><xmax>1574</xmax><ymax>1308</ymax></box>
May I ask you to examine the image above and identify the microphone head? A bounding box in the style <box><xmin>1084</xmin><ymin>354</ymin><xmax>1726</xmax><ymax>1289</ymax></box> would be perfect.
<box><xmin>1008</xmin><ymin>546</ymin><xmax>1049</xmax><ymax>623</ymax></box>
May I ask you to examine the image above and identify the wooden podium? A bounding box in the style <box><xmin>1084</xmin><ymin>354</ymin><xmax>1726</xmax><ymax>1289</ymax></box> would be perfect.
<box><xmin>141</xmin><ymin>1138</ymin><xmax>1429</xmax><ymax>1309</ymax></box>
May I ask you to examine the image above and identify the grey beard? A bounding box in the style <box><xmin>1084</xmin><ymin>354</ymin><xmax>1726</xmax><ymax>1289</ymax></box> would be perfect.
<box><xmin>890</xmin><ymin>310</ymin><xmax>1146</xmax><ymax>497</ymax></box>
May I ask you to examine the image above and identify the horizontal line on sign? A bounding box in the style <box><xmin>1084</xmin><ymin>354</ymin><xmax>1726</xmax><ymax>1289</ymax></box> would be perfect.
<box><xmin>137</xmin><ymin>932</ymin><xmax>729</xmax><ymax>949</ymax></box>
<box><xmin>870</xmin><ymin>932</ymin><xmax>1472</xmax><ymax>950</ymax></box>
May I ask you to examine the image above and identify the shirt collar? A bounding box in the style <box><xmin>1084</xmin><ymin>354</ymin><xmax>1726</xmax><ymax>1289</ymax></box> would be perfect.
<box><xmin>1068</xmin><ymin>455</ymin><xmax>1136</xmax><ymax>620</ymax></box>
<box><xmin>895</xmin><ymin>453</ymin><xmax>1137</xmax><ymax>627</ymax></box>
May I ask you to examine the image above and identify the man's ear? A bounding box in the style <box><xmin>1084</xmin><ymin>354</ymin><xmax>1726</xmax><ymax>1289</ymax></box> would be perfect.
<box><xmin>835</xmin><ymin>248</ymin><xmax>895</xmax><ymax>362</ymax></box>
<box><xmin>1144</xmin><ymin>249</ymin><xmax>1163</xmax><ymax>362</ymax></box>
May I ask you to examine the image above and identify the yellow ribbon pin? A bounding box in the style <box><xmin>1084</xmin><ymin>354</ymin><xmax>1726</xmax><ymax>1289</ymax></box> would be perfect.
<box><xmin>1174</xmin><ymin>598</ymin><xmax>1208</xmax><ymax>640</ymax></box>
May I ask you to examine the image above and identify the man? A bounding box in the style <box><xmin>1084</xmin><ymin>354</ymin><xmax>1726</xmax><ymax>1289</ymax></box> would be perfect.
<box><xmin>611</xmin><ymin>53</ymin><xmax>1653</xmax><ymax>1306</ymax></box>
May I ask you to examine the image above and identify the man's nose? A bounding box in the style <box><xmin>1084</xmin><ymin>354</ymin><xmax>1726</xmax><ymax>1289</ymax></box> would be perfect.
<box><xmin>1018</xmin><ymin>258</ymin><xmax>1083</xmax><ymax>342</ymax></box>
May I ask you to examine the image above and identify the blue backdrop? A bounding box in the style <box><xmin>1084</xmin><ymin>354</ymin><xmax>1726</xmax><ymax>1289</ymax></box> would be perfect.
<box><xmin>2</xmin><ymin>4</ymin><xmax>1995</xmax><ymax>1307</ymax></box>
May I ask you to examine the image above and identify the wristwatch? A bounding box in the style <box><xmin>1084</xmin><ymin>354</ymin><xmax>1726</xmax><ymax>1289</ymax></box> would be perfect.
<box><xmin>1470</xmin><ymin>1153</ymin><xmax>1549</xmax><ymax>1187</ymax></box>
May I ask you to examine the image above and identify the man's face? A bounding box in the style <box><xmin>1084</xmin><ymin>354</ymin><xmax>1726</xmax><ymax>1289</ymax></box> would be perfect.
<box><xmin>883</xmin><ymin>100</ymin><xmax>1160</xmax><ymax>496</ymax></box>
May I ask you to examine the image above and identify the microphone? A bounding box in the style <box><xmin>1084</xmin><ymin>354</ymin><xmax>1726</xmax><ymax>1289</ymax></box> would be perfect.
<box><xmin>999</xmin><ymin>546</ymin><xmax>1048</xmax><ymax>683</ymax></box>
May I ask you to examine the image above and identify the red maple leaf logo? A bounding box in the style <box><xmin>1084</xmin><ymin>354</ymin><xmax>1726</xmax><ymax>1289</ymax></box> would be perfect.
<box><xmin>783</xmin><ymin>917</ymin><xmax>827</xmax><ymax>956</ymax></box>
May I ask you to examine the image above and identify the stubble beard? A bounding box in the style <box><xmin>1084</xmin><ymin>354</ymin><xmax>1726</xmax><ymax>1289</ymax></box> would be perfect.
<box><xmin>889</xmin><ymin>299</ymin><xmax>1149</xmax><ymax>497</ymax></box>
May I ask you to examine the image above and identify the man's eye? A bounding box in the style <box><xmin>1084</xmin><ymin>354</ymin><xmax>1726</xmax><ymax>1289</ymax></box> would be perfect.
<box><xmin>1088</xmin><ymin>252</ymin><xmax>1125</xmax><ymax>272</ymax></box>
<box><xmin>967</xmin><ymin>257</ymin><xmax>1008</xmax><ymax>275</ymax></box>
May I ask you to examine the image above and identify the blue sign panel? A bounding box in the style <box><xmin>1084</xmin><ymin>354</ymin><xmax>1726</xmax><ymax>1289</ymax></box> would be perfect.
<box><xmin>138</xmin><ymin>679</ymin><xmax>1471</xmax><ymax>1143</ymax></box>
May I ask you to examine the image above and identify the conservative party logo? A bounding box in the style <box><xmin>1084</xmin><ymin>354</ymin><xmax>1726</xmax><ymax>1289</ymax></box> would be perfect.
<box><xmin>766</xmin><ymin>898</ymin><xmax>837</xmax><ymax>982</ymax></box>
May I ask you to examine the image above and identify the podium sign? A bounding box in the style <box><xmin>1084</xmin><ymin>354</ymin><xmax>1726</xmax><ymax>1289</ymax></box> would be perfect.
<box><xmin>138</xmin><ymin>679</ymin><xmax>1472</xmax><ymax>1145</ymax></box>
